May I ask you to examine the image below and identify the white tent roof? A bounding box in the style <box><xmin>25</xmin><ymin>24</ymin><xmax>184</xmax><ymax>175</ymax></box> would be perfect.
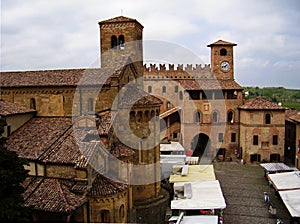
<box><xmin>279</xmin><ymin>190</ymin><xmax>300</xmax><ymax>217</ymax></box>
<box><xmin>169</xmin><ymin>215</ymin><xmax>218</xmax><ymax>224</ymax></box>
<box><xmin>160</xmin><ymin>141</ymin><xmax>185</xmax><ymax>152</ymax></box>
<box><xmin>260</xmin><ymin>163</ymin><xmax>294</xmax><ymax>172</ymax></box>
<box><xmin>268</xmin><ymin>171</ymin><xmax>300</xmax><ymax>191</ymax></box>
<box><xmin>171</xmin><ymin>180</ymin><xmax>226</xmax><ymax>210</ymax></box>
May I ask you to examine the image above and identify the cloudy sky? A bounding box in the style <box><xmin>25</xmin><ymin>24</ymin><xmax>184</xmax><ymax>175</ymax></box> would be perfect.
<box><xmin>1</xmin><ymin>0</ymin><xmax>300</xmax><ymax>89</ymax></box>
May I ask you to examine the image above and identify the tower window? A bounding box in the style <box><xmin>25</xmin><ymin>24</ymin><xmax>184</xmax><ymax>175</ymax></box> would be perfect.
<box><xmin>148</xmin><ymin>86</ymin><xmax>152</xmax><ymax>93</ymax></box>
<box><xmin>162</xmin><ymin>86</ymin><xmax>166</xmax><ymax>93</ymax></box>
<box><xmin>253</xmin><ymin>135</ymin><xmax>258</xmax><ymax>145</ymax></box>
<box><xmin>119</xmin><ymin>35</ymin><xmax>125</xmax><ymax>50</ymax></box>
<box><xmin>227</xmin><ymin>111</ymin><xmax>234</xmax><ymax>123</ymax></box>
<box><xmin>88</xmin><ymin>98</ymin><xmax>94</xmax><ymax>112</ymax></box>
<box><xmin>175</xmin><ymin>86</ymin><xmax>179</xmax><ymax>93</ymax></box>
<box><xmin>179</xmin><ymin>91</ymin><xmax>183</xmax><ymax>100</ymax></box>
<box><xmin>220</xmin><ymin>48</ymin><xmax>227</xmax><ymax>56</ymax></box>
<box><xmin>111</xmin><ymin>35</ymin><xmax>118</xmax><ymax>49</ymax></box>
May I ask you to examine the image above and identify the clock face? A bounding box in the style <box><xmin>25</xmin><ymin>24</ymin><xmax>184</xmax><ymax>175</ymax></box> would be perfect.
<box><xmin>220</xmin><ymin>61</ymin><xmax>230</xmax><ymax>72</ymax></box>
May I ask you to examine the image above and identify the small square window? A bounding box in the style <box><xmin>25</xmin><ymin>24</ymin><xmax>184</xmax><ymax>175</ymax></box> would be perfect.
<box><xmin>253</xmin><ymin>135</ymin><xmax>258</xmax><ymax>145</ymax></box>
<box><xmin>218</xmin><ymin>133</ymin><xmax>224</xmax><ymax>143</ymax></box>
<box><xmin>273</xmin><ymin>135</ymin><xmax>278</xmax><ymax>145</ymax></box>
<box><xmin>231</xmin><ymin>133</ymin><xmax>236</xmax><ymax>142</ymax></box>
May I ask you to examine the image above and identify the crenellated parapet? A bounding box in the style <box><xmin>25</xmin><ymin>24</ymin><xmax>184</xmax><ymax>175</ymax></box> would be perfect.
<box><xmin>143</xmin><ymin>63</ymin><xmax>213</xmax><ymax>79</ymax></box>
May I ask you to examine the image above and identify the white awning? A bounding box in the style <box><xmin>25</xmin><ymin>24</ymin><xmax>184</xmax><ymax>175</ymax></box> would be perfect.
<box><xmin>260</xmin><ymin>163</ymin><xmax>295</xmax><ymax>173</ymax></box>
<box><xmin>169</xmin><ymin>215</ymin><xmax>218</xmax><ymax>224</ymax></box>
<box><xmin>171</xmin><ymin>180</ymin><xmax>226</xmax><ymax>210</ymax></box>
<box><xmin>279</xmin><ymin>190</ymin><xmax>300</xmax><ymax>217</ymax></box>
<box><xmin>268</xmin><ymin>171</ymin><xmax>300</xmax><ymax>191</ymax></box>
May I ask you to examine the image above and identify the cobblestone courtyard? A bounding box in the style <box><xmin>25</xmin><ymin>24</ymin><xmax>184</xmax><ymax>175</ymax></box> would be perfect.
<box><xmin>213</xmin><ymin>161</ymin><xmax>291</xmax><ymax>224</ymax></box>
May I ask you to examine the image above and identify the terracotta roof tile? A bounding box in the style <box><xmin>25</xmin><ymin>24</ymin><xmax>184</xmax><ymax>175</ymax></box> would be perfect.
<box><xmin>111</xmin><ymin>142</ymin><xmax>135</xmax><ymax>158</ymax></box>
<box><xmin>0</xmin><ymin>100</ymin><xmax>36</xmax><ymax>116</ymax></box>
<box><xmin>98</xmin><ymin>110</ymin><xmax>117</xmax><ymax>135</ymax></box>
<box><xmin>239</xmin><ymin>97</ymin><xmax>287</xmax><ymax>110</ymax></box>
<box><xmin>286</xmin><ymin>109</ymin><xmax>300</xmax><ymax>123</ymax></box>
<box><xmin>207</xmin><ymin>40</ymin><xmax>237</xmax><ymax>47</ymax></box>
<box><xmin>88</xmin><ymin>174</ymin><xmax>127</xmax><ymax>197</ymax></box>
<box><xmin>178</xmin><ymin>79</ymin><xmax>243</xmax><ymax>90</ymax></box>
<box><xmin>0</xmin><ymin>68</ymin><xmax>119</xmax><ymax>88</ymax></box>
<box><xmin>119</xmin><ymin>84</ymin><xmax>163</xmax><ymax>108</ymax></box>
<box><xmin>99</xmin><ymin>16</ymin><xmax>143</xmax><ymax>28</ymax></box>
<box><xmin>23</xmin><ymin>177</ymin><xmax>87</xmax><ymax>214</ymax></box>
<box><xmin>7</xmin><ymin>117</ymin><xmax>72</xmax><ymax>160</ymax></box>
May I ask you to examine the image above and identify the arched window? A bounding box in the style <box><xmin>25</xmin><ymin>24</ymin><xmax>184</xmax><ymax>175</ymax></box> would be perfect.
<box><xmin>162</xmin><ymin>86</ymin><xmax>166</xmax><ymax>93</ymax></box>
<box><xmin>148</xmin><ymin>86</ymin><xmax>152</xmax><ymax>93</ymax></box>
<box><xmin>212</xmin><ymin>111</ymin><xmax>218</xmax><ymax>123</ymax></box>
<box><xmin>227</xmin><ymin>111</ymin><xmax>234</xmax><ymax>123</ymax></box>
<box><xmin>220</xmin><ymin>48</ymin><xmax>227</xmax><ymax>56</ymax></box>
<box><xmin>265</xmin><ymin>113</ymin><xmax>271</xmax><ymax>124</ymax></box>
<box><xmin>195</xmin><ymin>112</ymin><xmax>201</xmax><ymax>123</ymax></box>
<box><xmin>88</xmin><ymin>98</ymin><xmax>94</xmax><ymax>112</ymax></box>
<box><xmin>119</xmin><ymin>205</ymin><xmax>125</xmax><ymax>221</ymax></box>
<box><xmin>179</xmin><ymin>91</ymin><xmax>183</xmax><ymax>100</ymax></box>
<box><xmin>30</xmin><ymin>98</ymin><xmax>36</xmax><ymax>110</ymax></box>
<box><xmin>119</xmin><ymin>35</ymin><xmax>125</xmax><ymax>50</ymax></box>
<box><xmin>111</xmin><ymin>35</ymin><xmax>118</xmax><ymax>49</ymax></box>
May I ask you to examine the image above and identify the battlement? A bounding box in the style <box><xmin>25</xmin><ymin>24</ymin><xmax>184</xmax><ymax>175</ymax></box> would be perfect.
<box><xmin>143</xmin><ymin>64</ymin><xmax>213</xmax><ymax>79</ymax></box>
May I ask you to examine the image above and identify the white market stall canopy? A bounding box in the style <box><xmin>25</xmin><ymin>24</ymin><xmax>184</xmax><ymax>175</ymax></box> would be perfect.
<box><xmin>171</xmin><ymin>180</ymin><xmax>226</xmax><ymax>210</ymax></box>
<box><xmin>279</xmin><ymin>190</ymin><xmax>300</xmax><ymax>217</ymax></box>
<box><xmin>160</xmin><ymin>141</ymin><xmax>185</xmax><ymax>154</ymax></box>
<box><xmin>268</xmin><ymin>171</ymin><xmax>300</xmax><ymax>191</ymax></box>
<box><xmin>169</xmin><ymin>165</ymin><xmax>216</xmax><ymax>183</ymax></box>
<box><xmin>169</xmin><ymin>215</ymin><xmax>218</xmax><ymax>224</ymax></box>
<box><xmin>260</xmin><ymin>163</ymin><xmax>295</xmax><ymax>173</ymax></box>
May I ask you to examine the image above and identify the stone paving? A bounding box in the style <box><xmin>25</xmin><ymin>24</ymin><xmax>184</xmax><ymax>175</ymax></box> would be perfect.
<box><xmin>213</xmin><ymin>161</ymin><xmax>291</xmax><ymax>224</ymax></box>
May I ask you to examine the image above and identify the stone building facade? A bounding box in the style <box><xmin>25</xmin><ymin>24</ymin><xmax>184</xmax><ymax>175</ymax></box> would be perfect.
<box><xmin>239</xmin><ymin>97</ymin><xmax>286</xmax><ymax>163</ymax></box>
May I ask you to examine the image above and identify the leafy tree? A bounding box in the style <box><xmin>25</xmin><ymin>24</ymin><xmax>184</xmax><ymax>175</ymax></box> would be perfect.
<box><xmin>0</xmin><ymin>117</ymin><xmax>30</xmax><ymax>222</ymax></box>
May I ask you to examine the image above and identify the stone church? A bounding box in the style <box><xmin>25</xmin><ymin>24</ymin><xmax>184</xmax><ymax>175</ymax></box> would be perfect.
<box><xmin>0</xmin><ymin>15</ymin><xmax>288</xmax><ymax>222</ymax></box>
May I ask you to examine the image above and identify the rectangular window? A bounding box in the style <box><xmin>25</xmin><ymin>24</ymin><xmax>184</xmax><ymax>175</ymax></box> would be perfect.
<box><xmin>253</xmin><ymin>135</ymin><xmax>258</xmax><ymax>145</ymax></box>
<box><xmin>175</xmin><ymin>86</ymin><xmax>179</xmax><ymax>93</ymax></box>
<box><xmin>218</xmin><ymin>133</ymin><xmax>224</xmax><ymax>143</ymax></box>
<box><xmin>273</xmin><ymin>135</ymin><xmax>278</xmax><ymax>145</ymax></box>
<box><xmin>231</xmin><ymin>133</ymin><xmax>236</xmax><ymax>142</ymax></box>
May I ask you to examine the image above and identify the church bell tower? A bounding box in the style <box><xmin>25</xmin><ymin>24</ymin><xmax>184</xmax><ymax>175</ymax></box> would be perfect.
<box><xmin>98</xmin><ymin>16</ymin><xmax>144</xmax><ymax>77</ymax></box>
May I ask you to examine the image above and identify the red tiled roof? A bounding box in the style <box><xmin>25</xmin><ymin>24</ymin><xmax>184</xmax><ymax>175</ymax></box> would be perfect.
<box><xmin>88</xmin><ymin>174</ymin><xmax>127</xmax><ymax>197</ymax></box>
<box><xmin>119</xmin><ymin>84</ymin><xmax>163</xmax><ymax>108</ymax></box>
<box><xmin>286</xmin><ymin>109</ymin><xmax>300</xmax><ymax>123</ymax></box>
<box><xmin>99</xmin><ymin>16</ymin><xmax>143</xmax><ymax>28</ymax></box>
<box><xmin>178</xmin><ymin>79</ymin><xmax>243</xmax><ymax>90</ymax></box>
<box><xmin>23</xmin><ymin>177</ymin><xmax>87</xmax><ymax>214</ymax></box>
<box><xmin>0</xmin><ymin>100</ymin><xmax>36</xmax><ymax>116</ymax></box>
<box><xmin>98</xmin><ymin>110</ymin><xmax>117</xmax><ymax>135</ymax></box>
<box><xmin>111</xmin><ymin>142</ymin><xmax>135</xmax><ymax>158</ymax></box>
<box><xmin>207</xmin><ymin>40</ymin><xmax>237</xmax><ymax>47</ymax></box>
<box><xmin>0</xmin><ymin>68</ymin><xmax>119</xmax><ymax>88</ymax></box>
<box><xmin>7</xmin><ymin>117</ymin><xmax>72</xmax><ymax>160</ymax></box>
<box><xmin>239</xmin><ymin>97</ymin><xmax>287</xmax><ymax>110</ymax></box>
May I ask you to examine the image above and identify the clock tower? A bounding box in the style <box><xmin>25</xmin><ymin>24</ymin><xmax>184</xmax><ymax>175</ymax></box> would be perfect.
<box><xmin>207</xmin><ymin>40</ymin><xmax>237</xmax><ymax>80</ymax></box>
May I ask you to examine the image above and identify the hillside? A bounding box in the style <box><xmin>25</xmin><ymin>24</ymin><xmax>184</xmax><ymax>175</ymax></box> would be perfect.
<box><xmin>243</xmin><ymin>87</ymin><xmax>300</xmax><ymax>110</ymax></box>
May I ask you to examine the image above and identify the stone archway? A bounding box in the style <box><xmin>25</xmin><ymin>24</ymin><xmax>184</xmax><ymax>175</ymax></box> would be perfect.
<box><xmin>191</xmin><ymin>133</ymin><xmax>211</xmax><ymax>158</ymax></box>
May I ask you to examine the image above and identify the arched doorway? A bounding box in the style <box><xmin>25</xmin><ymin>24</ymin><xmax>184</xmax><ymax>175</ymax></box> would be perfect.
<box><xmin>191</xmin><ymin>133</ymin><xmax>210</xmax><ymax>158</ymax></box>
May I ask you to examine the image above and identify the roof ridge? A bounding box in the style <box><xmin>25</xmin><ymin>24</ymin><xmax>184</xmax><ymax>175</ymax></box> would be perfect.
<box><xmin>56</xmin><ymin>179</ymin><xmax>71</xmax><ymax>212</ymax></box>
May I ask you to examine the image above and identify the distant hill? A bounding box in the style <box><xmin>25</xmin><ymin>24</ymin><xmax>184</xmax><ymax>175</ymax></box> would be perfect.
<box><xmin>243</xmin><ymin>87</ymin><xmax>300</xmax><ymax>110</ymax></box>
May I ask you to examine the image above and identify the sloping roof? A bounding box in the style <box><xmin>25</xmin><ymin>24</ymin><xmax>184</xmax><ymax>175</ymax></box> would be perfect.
<box><xmin>279</xmin><ymin>190</ymin><xmax>300</xmax><ymax>217</ymax></box>
<box><xmin>207</xmin><ymin>40</ymin><xmax>237</xmax><ymax>47</ymax></box>
<box><xmin>98</xmin><ymin>110</ymin><xmax>117</xmax><ymax>135</ymax></box>
<box><xmin>239</xmin><ymin>97</ymin><xmax>287</xmax><ymax>110</ymax></box>
<box><xmin>7</xmin><ymin>117</ymin><xmax>72</xmax><ymax>160</ymax></box>
<box><xmin>88</xmin><ymin>174</ymin><xmax>128</xmax><ymax>197</ymax></box>
<box><xmin>268</xmin><ymin>171</ymin><xmax>300</xmax><ymax>191</ymax></box>
<box><xmin>286</xmin><ymin>109</ymin><xmax>299</xmax><ymax>122</ymax></box>
<box><xmin>0</xmin><ymin>100</ymin><xmax>36</xmax><ymax>116</ymax></box>
<box><xmin>99</xmin><ymin>16</ymin><xmax>143</xmax><ymax>28</ymax></box>
<box><xmin>178</xmin><ymin>79</ymin><xmax>243</xmax><ymax>90</ymax></box>
<box><xmin>0</xmin><ymin>68</ymin><xmax>119</xmax><ymax>88</ymax></box>
<box><xmin>23</xmin><ymin>177</ymin><xmax>87</xmax><ymax>214</ymax></box>
<box><xmin>290</xmin><ymin>111</ymin><xmax>300</xmax><ymax>123</ymax></box>
<box><xmin>119</xmin><ymin>84</ymin><xmax>163</xmax><ymax>108</ymax></box>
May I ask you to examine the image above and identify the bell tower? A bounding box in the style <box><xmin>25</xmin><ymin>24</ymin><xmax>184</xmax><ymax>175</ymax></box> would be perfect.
<box><xmin>207</xmin><ymin>40</ymin><xmax>237</xmax><ymax>80</ymax></box>
<box><xmin>99</xmin><ymin>16</ymin><xmax>144</xmax><ymax>76</ymax></box>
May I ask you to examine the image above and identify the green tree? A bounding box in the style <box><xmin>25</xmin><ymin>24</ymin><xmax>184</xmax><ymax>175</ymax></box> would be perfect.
<box><xmin>0</xmin><ymin>117</ymin><xmax>30</xmax><ymax>222</ymax></box>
